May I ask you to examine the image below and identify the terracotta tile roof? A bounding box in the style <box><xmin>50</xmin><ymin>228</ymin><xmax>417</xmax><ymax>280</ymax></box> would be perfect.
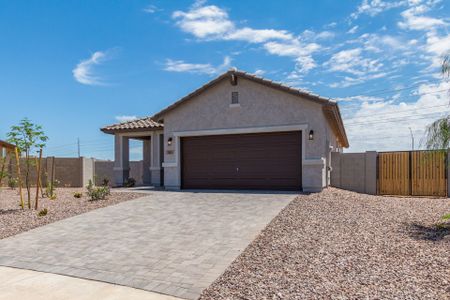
<box><xmin>0</xmin><ymin>139</ymin><xmax>16</xmax><ymax>150</ymax></box>
<box><xmin>101</xmin><ymin>117</ymin><xmax>163</xmax><ymax>134</ymax></box>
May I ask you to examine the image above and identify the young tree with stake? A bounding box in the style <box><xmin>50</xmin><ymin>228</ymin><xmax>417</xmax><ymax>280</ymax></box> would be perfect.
<box><xmin>7</xmin><ymin>118</ymin><xmax>48</xmax><ymax>209</ymax></box>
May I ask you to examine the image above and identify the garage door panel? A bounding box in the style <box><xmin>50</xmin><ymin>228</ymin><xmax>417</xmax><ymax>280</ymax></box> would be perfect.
<box><xmin>181</xmin><ymin>131</ymin><xmax>302</xmax><ymax>190</ymax></box>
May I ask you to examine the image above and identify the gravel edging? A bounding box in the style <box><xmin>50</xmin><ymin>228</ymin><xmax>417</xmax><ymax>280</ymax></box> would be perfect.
<box><xmin>0</xmin><ymin>188</ymin><xmax>143</xmax><ymax>240</ymax></box>
<box><xmin>200</xmin><ymin>188</ymin><xmax>450</xmax><ymax>300</ymax></box>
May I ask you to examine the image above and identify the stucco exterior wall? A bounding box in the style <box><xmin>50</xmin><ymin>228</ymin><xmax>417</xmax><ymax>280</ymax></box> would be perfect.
<box><xmin>161</xmin><ymin>76</ymin><xmax>340</xmax><ymax>191</ymax></box>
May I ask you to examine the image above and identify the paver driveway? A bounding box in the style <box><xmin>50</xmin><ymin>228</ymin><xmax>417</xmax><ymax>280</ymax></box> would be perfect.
<box><xmin>0</xmin><ymin>190</ymin><xmax>294</xmax><ymax>299</ymax></box>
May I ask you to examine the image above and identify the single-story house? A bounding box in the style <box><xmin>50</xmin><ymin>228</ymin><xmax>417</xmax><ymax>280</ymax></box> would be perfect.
<box><xmin>101</xmin><ymin>69</ymin><xmax>348</xmax><ymax>192</ymax></box>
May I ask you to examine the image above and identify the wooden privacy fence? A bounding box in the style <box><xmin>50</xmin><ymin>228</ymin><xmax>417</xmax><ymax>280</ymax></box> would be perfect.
<box><xmin>378</xmin><ymin>150</ymin><xmax>447</xmax><ymax>197</ymax></box>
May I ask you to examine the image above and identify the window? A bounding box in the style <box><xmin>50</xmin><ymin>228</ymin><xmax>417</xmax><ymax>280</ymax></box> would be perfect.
<box><xmin>231</xmin><ymin>92</ymin><xmax>239</xmax><ymax>104</ymax></box>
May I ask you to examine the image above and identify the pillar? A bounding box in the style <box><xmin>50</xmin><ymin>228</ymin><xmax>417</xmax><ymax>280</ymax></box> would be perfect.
<box><xmin>150</xmin><ymin>132</ymin><xmax>162</xmax><ymax>186</ymax></box>
<box><xmin>113</xmin><ymin>134</ymin><xmax>129</xmax><ymax>187</ymax></box>
<box><xmin>142</xmin><ymin>138</ymin><xmax>151</xmax><ymax>185</ymax></box>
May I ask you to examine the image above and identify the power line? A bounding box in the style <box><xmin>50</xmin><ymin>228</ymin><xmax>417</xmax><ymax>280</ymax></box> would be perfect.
<box><xmin>338</xmin><ymin>88</ymin><xmax>449</xmax><ymax>111</ymax></box>
<box><xmin>343</xmin><ymin>103</ymin><xmax>449</xmax><ymax>122</ymax></box>
<box><xmin>345</xmin><ymin>109</ymin><xmax>450</xmax><ymax>125</ymax></box>
<box><xmin>345</xmin><ymin>112</ymin><xmax>449</xmax><ymax>127</ymax></box>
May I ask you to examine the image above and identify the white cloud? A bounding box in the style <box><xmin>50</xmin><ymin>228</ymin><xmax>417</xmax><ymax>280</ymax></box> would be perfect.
<box><xmin>336</xmin><ymin>95</ymin><xmax>385</xmax><ymax>102</ymax></box>
<box><xmin>72</xmin><ymin>51</ymin><xmax>111</xmax><ymax>86</ymax></box>
<box><xmin>398</xmin><ymin>1</ymin><xmax>448</xmax><ymax>30</ymax></box>
<box><xmin>254</xmin><ymin>69</ymin><xmax>266</xmax><ymax>76</ymax></box>
<box><xmin>316</xmin><ymin>31</ymin><xmax>335</xmax><ymax>40</ymax></box>
<box><xmin>143</xmin><ymin>5</ymin><xmax>160</xmax><ymax>13</ymax></box>
<box><xmin>115</xmin><ymin>115</ymin><xmax>138</xmax><ymax>123</ymax></box>
<box><xmin>224</xmin><ymin>27</ymin><xmax>293</xmax><ymax>43</ymax></box>
<box><xmin>171</xmin><ymin>2</ymin><xmax>327</xmax><ymax>77</ymax></box>
<box><xmin>264</xmin><ymin>40</ymin><xmax>321</xmax><ymax>73</ymax></box>
<box><xmin>325</xmin><ymin>48</ymin><xmax>383</xmax><ymax>76</ymax></box>
<box><xmin>330</xmin><ymin>72</ymin><xmax>388</xmax><ymax>88</ymax></box>
<box><xmin>164</xmin><ymin>56</ymin><xmax>231</xmax><ymax>75</ymax></box>
<box><xmin>302</xmin><ymin>30</ymin><xmax>335</xmax><ymax>41</ymax></box>
<box><xmin>351</xmin><ymin>0</ymin><xmax>407</xmax><ymax>19</ymax></box>
<box><xmin>360</xmin><ymin>34</ymin><xmax>406</xmax><ymax>52</ymax></box>
<box><xmin>347</xmin><ymin>25</ymin><xmax>359</xmax><ymax>34</ymax></box>
<box><xmin>172</xmin><ymin>5</ymin><xmax>234</xmax><ymax>39</ymax></box>
<box><xmin>172</xmin><ymin>4</ymin><xmax>294</xmax><ymax>44</ymax></box>
<box><xmin>425</xmin><ymin>33</ymin><xmax>450</xmax><ymax>66</ymax></box>
<box><xmin>344</xmin><ymin>81</ymin><xmax>450</xmax><ymax>152</ymax></box>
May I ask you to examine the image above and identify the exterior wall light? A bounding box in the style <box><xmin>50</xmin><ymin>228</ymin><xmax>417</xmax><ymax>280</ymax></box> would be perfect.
<box><xmin>167</xmin><ymin>137</ymin><xmax>173</xmax><ymax>146</ymax></box>
<box><xmin>308</xmin><ymin>130</ymin><xmax>314</xmax><ymax>140</ymax></box>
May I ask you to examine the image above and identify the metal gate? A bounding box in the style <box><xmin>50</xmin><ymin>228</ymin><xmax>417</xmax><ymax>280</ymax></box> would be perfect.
<box><xmin>378</xmin><ymin>151</ymin><xmax>447</xmax><ymax>197</ymax></box>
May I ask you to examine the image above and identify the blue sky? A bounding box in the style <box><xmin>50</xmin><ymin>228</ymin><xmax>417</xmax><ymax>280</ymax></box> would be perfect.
<box><xmin>0</xmin><ymin>0</ymin><xmax>449</xmax><ymax>160</ymax></box>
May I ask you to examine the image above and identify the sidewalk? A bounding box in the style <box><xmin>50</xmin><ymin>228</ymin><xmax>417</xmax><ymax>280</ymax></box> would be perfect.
<box><xmin>0</xmin><ymin>267</ymin><xmax>183</xmax><ymax>300</ymax></box>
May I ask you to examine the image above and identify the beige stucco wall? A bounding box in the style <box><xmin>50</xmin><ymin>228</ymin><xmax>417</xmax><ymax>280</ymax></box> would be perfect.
<box><xmin>160</xmin><ymin>76</ymin><xmax>340</xmax><ymax>191</ymax></box>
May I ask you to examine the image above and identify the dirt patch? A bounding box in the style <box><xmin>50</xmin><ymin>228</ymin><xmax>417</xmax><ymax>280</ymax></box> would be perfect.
<box><xmin>0</xmin><ymin>187</ymin><xmax>143</xmax><ymax>240</ymax></box>
<box><xmin>200</xmin><ymin>188</ymin><xmax>450</xmax><ymax>300</ymax></box>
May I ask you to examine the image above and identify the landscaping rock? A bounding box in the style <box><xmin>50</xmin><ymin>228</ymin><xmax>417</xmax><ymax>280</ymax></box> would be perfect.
<box><xmin>0</xmin><ymin>188</ymin><xmax>142</xmax><ymax>239</ymax></box>
<box><xmin>200</xmin><ymin>188</ymin><xmax>450</xmax><ymax>300</ymax></box>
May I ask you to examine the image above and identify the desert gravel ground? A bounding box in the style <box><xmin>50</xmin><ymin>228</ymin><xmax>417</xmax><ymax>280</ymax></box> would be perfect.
<box><xmin>200</xmin><ymin>188</ymin><xmax>450</xmax><ymax>300</ymax></box>
<box><xmin>0</xmin><ymin>187</ymin><xmax>142</xmax><ymax>240</ymax></box>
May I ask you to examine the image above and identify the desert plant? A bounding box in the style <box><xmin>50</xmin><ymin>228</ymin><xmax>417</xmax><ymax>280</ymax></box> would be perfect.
<box><xmin>124</xmin><ymin>177</ymin><xmax>136</xmax><ymax>187</ymax></box>
<box><xmin>101</xmin><ymin>177</ymin><xmax>110</xmax><ymax>187</ymax></box>
<box><xmin>86</xmin><ymin>179</ymin><xmax>110</xmax><ymax>201</ymax></box>
<box><xmin>8</xmin><ymin>177</ymin><xmax>18</xmax><ymax>190</ymax></box>
<box><xmin>7</xmin><ymin>118</ymin><xmax>48</xmax><ymax>209</ymax></box>
<box><xmin>45</xmin><ymin>178</ymin><xmax>59</xmax><ymax>198</ymax></box>
<box><xmin>38</xmin><ymin>208</ymin><xmax>48</xmax><ymax>217</ymax></box>
<box><xmin>73</xmin><ymin>192</ymin><xmax>82</xmax><ymax>198</ymax></box>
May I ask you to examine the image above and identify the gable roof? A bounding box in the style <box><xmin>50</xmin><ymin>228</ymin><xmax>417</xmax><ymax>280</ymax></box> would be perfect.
<box><xmin>152</xmin><ymin>69</ymin><xmax>348</xmax><ymax>148</ymax></box>
<box><xmin>101</xmin><ymin>117</ymin><xmax>163</xmax><ymax>134</ymax></box>
<box><xmin>100</xmin><ymin>69</ymin><xmax>348</xmax><ymax>148</ymax></box>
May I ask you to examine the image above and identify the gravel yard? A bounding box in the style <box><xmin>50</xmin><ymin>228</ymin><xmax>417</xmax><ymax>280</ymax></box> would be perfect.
<box><xmin>0</xmin><ymin>188</ymin><xmax>142</xmax><ymax>240</ymax></box>
<box><xmin>200</xmin><ymin>188</ymin><xmax>450</xmax><ymax>300</ymax></box>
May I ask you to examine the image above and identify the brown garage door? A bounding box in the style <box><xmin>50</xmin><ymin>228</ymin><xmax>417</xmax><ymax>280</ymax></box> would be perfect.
<box><xmin>181</xmin><ymin>131</ymin><xmax>302</xmax><ymax>190</ymax></box>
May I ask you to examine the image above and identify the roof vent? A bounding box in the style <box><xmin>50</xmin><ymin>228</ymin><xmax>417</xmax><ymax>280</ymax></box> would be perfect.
<box><xmin>230</xmin><ymin>73</ymin><xmax>238</xmax><ymax>86</ymax></box>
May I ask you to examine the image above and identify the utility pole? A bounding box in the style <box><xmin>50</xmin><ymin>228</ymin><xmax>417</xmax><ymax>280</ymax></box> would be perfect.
<box><xmin>408</xmin><ymin>127</ymin><xmax>414</xmax><ymax>151</ymax></box>
<box><xmin>77</xmin><ymin>138</ymin><xmax>81</xmax><ymax>157</ymax></box>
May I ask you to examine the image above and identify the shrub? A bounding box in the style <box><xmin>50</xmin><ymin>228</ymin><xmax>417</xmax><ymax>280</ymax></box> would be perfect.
<box><xmin>73</xmin><ymin>192</ymin><xmax>82</xmax><ymax>198</ymax></box>
<box><xmin>86</xmin><ymin>180</ymin><xmax>110</xmax><ymax>201</ymax></box>
<box><xmin>8</xmin><ymin>177</ymin><xmax>18</xmax><ymax>190</ymax></box>
<box><xmin>124</xmin><ymin>177</ymin><xmax>136</xmax><ymax>187</ymax></box>
<box><xmin>38</xmin><ymin>208</ymin><xmax>48</xmax><ymax>217</ymax></box>
<box><xmin>45</xmin><ymin>178</ymin><xmax>60</xmax><ymax>198</ymax></box>
<box><xmin>101</xmin><ymin>178</ymin><xmax>110</xmax><ymax>187</ymax></box>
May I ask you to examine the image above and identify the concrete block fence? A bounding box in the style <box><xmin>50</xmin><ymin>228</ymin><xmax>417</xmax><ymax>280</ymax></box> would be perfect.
<box><xmin>0</xmin><ymin>157</ymin><xmax>144</xmax><ymax>188</ymax></box>
<box><xmin>331</xmin><ymin>151</ymin><xmax>377</xmax><ymax>195</ymax></box>
<box><xmin>331</xmin><ymin>150</ymin><xmax>450</xmax><ymax>197</ymax></box>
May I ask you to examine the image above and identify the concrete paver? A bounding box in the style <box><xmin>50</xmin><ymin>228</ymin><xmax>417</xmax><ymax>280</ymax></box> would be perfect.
<box><xmin>0</xmin><ymin>190</ymin><xmax>294</xmax><ymax>299</ymax></box>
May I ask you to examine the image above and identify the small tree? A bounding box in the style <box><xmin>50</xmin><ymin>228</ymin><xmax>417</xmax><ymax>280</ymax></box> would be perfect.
<box><xmin>424</xmin><ymin>54</ymin><xmax>450</xmax><ymax>149</ymax></box>
<box><xmin>7</xmin><ymin>118</ymin><xmax>48</xmax><ymax>209</ymax></box>
<box><xmin>424</xmin><ymin>55</ymin><xmax>450</xmax><ymax>225</ymax></box>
